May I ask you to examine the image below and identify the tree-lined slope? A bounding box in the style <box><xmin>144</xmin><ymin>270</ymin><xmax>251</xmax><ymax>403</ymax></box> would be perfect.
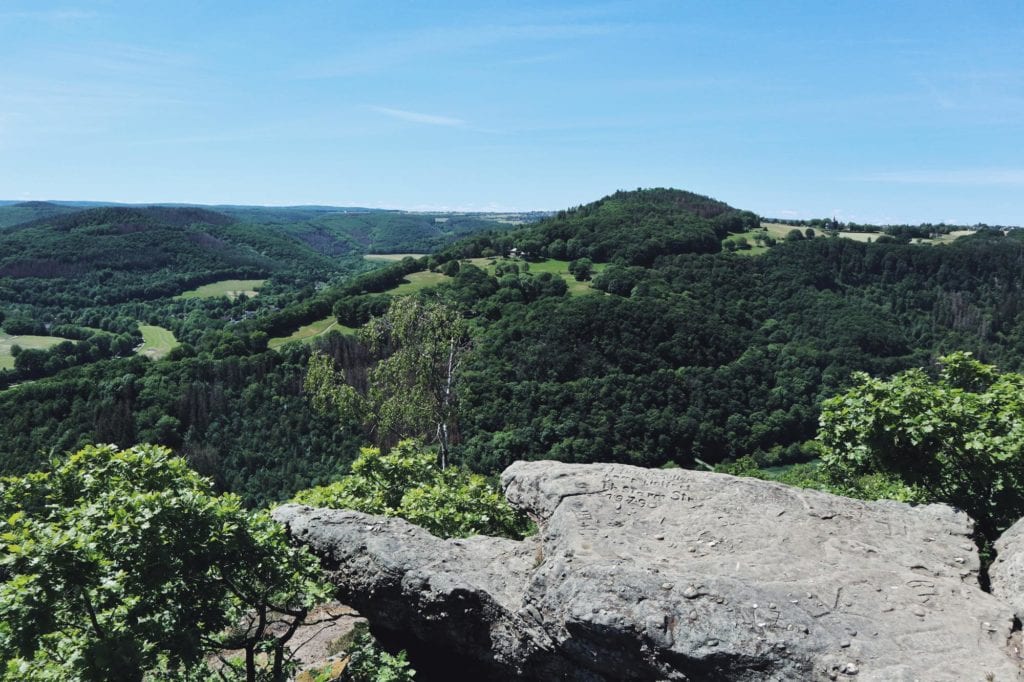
<box><xmin>397</xmin><ymin>191</ymin><xmax>1024</xmax><ymax>474</ymax></box>
<box><xmin>3</xmin><ymin>188</ymin><xmax>1024</xmax><ymax>509</ymax></box>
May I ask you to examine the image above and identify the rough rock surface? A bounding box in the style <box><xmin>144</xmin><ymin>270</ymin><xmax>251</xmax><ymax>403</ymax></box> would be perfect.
<box><xmin>992</xmin><ymin>517</ymin><xmax>1024</xmax><ymax>624</ymax></box>
<box><xmin>274</xmin><ymin>462</ymin><xmax>1023</xmax><ymax>681</ymax></box>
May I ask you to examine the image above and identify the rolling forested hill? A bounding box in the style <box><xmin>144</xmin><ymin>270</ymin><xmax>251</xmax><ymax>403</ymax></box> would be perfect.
<box><xmin>371</xmin><ymin>189</ymin><xmax>1022</xmax><ymax>473</ymax></box>
<box><xmin>0</xmin><ymin>202</ymin><xmax>516</xmax><ymax>502</ymax></box>
<box><xmin>225</xmin><ymin>208</ymin><xmax>521</xmax><ymax>256</ymax></box>
<box><xmin>0</xmin><ymin>201</ymin><xmax>83</xmax><ymax>228</ymax></box>
<box><xmin>0</xmin><ymin>206</ymin><xmax>344</xmax><ymax>302</ymax></box>
<box><xmin>1</xmin><ymin>187</ymin><xmax>1022</xmax><ymax>507</ymax></box>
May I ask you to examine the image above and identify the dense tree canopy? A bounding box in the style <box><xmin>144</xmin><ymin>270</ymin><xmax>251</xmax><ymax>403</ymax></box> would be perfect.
<box><xmin>0</xmin><ymin>444</ymin><xmax>328</xmax><ymax>681</ymax></box>
<box><xmin>306</xmin><ymin>297</ymin><xmax>470</xmax><ymax>467</ymax></box>
<box><xmin>3</xmin><ymin>189</ymin><xmax>1024</xmax><ymax>511</ymax></box>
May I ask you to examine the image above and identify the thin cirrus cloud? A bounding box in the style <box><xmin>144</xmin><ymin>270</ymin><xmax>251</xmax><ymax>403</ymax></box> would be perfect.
<box><xmin>368</xmin><ymin>106</ymin><xmax>465</xmax><ymax>127</ymax></box>
<box><xmin>297</xmin><ymin>21</ymin><xmax>619</xmax><ymax>79</ymax></box>
<box><xmin>0</xmin><ymin>9</ymin><xmax>96</xmax><ymax>22</ymax></box>
<box><xmin>856</xmin><ymin>169</ymin><xmax>1024</xmax><ymax>186</ymax></box>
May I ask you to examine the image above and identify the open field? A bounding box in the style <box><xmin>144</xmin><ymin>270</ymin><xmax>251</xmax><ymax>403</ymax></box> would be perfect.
<box><xmin>269</xmin><ymin>256</ymin><xmax>606</xmax><ymax>350</ymax></box>
<box><xmin>137</xmin><ymin>325</ymin><xmax>178</xmax><ymax>360</ymax></box>
<box><xmin>363</xmin><ymin>253</ymin><xmax>427</xmax><ymax>263</ymax></box>
<box><xmin>831</xmin><ymin>230</ymin><xmax>976</xmax><ymax>244</ymax></box>
<box><xmin>761</xmin><ymin>223</ymin><xmax>825</xmax><ymax>239</ymax></box>
<box><xmin>390</xmin><ymin>270</ymin><xmax>450</xmax><ymax>295</ymax></box>
<box><xmin>932</xmin><ymin>229</ymin><xmax>976</xmax><ymax>243</ymax></box>
<box><xmin>0</xmin><ymin>332</ymin><xmax>71</xmax><ymax>369</ymax></box>
<box><xmin>837</xmin><ymin>231</ymin><xmax>877</xmax><ymax>242</ymax></box>
<box><xmin>268</xmin><ymin>315</ymin><xmax>357</xmax><ymax>349</ymax></box>
<box><xmin>466</xmin><ymin>257</ymin><xmax>607</xmax><ymax>295</ymax></box>
<box><xmin>176</xmin><ymin>279</ymin><xmax>266</xmax><ymax>300</ymax></box>
<box><xmin>761</xmin><ymin>223</ymin><xmax>976</xmax><ymax>245</ymax></box>
<box><xmin>721</xmin><ymin>229</ymin><xmax>771</xmax><ymax>256</ymax></box>
<box><xmin>365</xmin><ymin>254</ymin><xmax>606</xmax><ymax>296</ymax></box>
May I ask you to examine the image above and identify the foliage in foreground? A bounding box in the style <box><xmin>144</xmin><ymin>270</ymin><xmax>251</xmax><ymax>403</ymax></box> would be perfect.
<box><xmin>342</xmin><ymin>624</ymin><xmax>415</xmax><ymax>682</ymax></box>
<box><xmin>717</xmin><ymin>352</ymin><xmax>1024</xmax><ymax>558</ymax></box>
<box><xmin>0</xmin><ymin>444</ymin><xmax>329</xmax><ymax>681</ymax></box>
<box><xmin>817</xmin><ymin>352</ymin><xmax>1024</xmax><ymax>544</ymax></box>
<box><xmin>726</xmin><ymin>353</ymin><xmax>1024</xmax><ymax>550</ymax></box>
<box><xmin>291</xmin><ymin>440</ymin><xmax>531</xmax><ymax>540</ymax></box>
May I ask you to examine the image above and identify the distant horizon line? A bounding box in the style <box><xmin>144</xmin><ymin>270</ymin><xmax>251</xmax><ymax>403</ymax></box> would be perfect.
<box><xmin>0</xmin><ymin>198</ymin><xmax>556</xmax><ymax>216</ymax></box>
<box><xmin>0</xmin><ymin>197</ymin><xmax>1016</xmax><ymax>229</ymax></box>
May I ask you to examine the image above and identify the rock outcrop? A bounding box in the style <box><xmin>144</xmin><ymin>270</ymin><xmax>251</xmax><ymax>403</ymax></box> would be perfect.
<box><xmin>274</xmin><ymin>461</ymin><xmax>1023</xmax><ymax>681</ymax></box>
<box><xmin>992</xmin><ymin>517</ymin><xmax>1024</xmax><ymax>624</ymax></box>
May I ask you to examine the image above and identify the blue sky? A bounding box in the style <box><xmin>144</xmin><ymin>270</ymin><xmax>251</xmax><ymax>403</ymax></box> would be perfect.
<box><xmin>1</xmin><ymin>1</ymin><xmax>1022</xmax><ymax>224</ymax></box>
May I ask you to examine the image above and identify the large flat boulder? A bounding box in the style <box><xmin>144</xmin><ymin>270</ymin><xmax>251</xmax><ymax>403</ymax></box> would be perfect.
<box><xmin>274</xmin><ymin>462</ymin><xmax>1023</xmax><ymax>681</ymax></box>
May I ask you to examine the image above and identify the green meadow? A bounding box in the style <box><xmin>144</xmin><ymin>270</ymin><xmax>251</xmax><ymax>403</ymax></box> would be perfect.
<box><xmin>137</xmin><ymin>325</ymin><xmax>179</xmax><ymax>360</ymax></box>
<box><xmin>268</xmin><ymin>315</ymin><xmax>357</xmax><ymax>349</ymax></box>
<box><xmin>0</xmin><ymin>333</ymin><xmax>71</xmax><ymax>370</ymax></box>
<box><xmin>176</xmin><ymin>279</ymin><xmax>266</xmax><ymax>300</ymax></box>
<box><xmin>363</xmin><ymin>253</ymin><xmax>427</xmax><ymax>263</ymax></box>
<box><xmin>389</xmin><ymin>270</ymin><xmax>451</xmax><ymax>295</ymax></box>
<box><xmin>467</xmin><ymin>257</ymin><xmax>607</xmax><ymax>295</ymax></box>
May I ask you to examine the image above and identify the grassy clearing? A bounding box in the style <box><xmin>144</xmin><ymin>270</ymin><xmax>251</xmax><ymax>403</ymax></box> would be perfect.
<box><xmin>930</xmin><ymin>229</ymin><xmax>976</xmax><ymax>244</ymax></box>
<box><xmin>837</xmin><ymin>231</ymin><xmax>876</xmax><ymax>242</ymax></box>
<box><xmin>368</xmin><ymin>256</ymin><xmax>607</xmax><ymax>296</ymax></box>
<box><xmin>761</xmin><ymin>223</ymin><xmax>826</xmax><ymax>239</ymax></box>
<box><xmin>0</xmin><ymin>332</ymin><xmax>71</xmax><ymax>369</ymax></box>
<box><xmin>268</xmin><ymin>315</ymin><xmax>357</xmax><ymax>349</ymax></box>
<box><xmin>268</xmin><ymin>256</ymin><xmax>608</xmax><ymax>350</ymax></box>
<box><xmin>137</xmin><ymin>325</ymin><xmax>178</xmax><ymax>360</ymax></box>
<box><xmin>389</xmin><ymin>270</ymin><xmax>450</xmax><ymax>295</ymax></box>
<box><xmin>762</xmin><ymin>223</ymin><xmax>976</xmax><ymax>245</ymax></box>
<box><xmin>721</xmin><ymin>229</ymin><xmax>771</xmax><ymax>256</ymax></box>
<box><xmin>466</xmin><ymin>257</ymin><xmax>607</xmax><ymax>295</ymax></box>
<box><xmin>363</xmin><ymin>253</ymin><xmax>427</xmax><ymax>263</ymax></box>
<box><xmin>720</xmin><ymin>223</ymin><xmax>814</xmax><ymax>256</ymax></box>
<box><xmin>176</xmin><ymin>279</ymin><xmax>266</xmax><ymax>300</ymax></box>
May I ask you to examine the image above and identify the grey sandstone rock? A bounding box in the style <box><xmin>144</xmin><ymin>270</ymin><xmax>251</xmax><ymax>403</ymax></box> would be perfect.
<box><xmin>274</xmin><ymin>461</ymin><xmax>1024</xmax><ymax>681</ymax></box>
<box><xmin>992</xmin><ymin>517</ymin><xmax>1024</xmax><ymax>623</ymax></box>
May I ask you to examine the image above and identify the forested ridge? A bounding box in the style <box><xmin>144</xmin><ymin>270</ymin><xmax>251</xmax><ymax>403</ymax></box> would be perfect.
<box><xmin>1</xmin><ymin>189</ymin><xmax>1023</xmax><ymax>507</ymax></box>
<box><xmin>420</xmin><ymin>190</ymin><xmax>1024</xmax><ymax>473</ymax></box>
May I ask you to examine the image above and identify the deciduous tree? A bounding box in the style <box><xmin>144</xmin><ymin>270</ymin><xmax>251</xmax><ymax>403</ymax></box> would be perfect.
<box><xmin>0</xmin><ymin>444</ymin><xmax>328</xmax><ymax>681</ymax></box>
<box><xmin>306</xmin><ymin>297</ymin><xmax>470</xmax><ymax>468</ymax></box>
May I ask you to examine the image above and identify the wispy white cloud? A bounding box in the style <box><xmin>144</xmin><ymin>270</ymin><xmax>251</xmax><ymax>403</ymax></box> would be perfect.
<box><xmin>368</xmin><ymin>106</ymin><xmax>465</xmax><ymax>127</ymax></box>
<box><xmin>501</xmin><ymin>52</ymin><xmax>568</xmax><ymax>66</ymax></box>
<box><xmin>296</xmin><ymin>22</ymin><xmax>621</xmax><ymax>79</ymax></box>
<box><xmin>0</xmin><ymin>35</ymin><xmax>211</xmax><ymax>146</ymax></box>
<box><xmin>856</xmin><ymin>169</ymin><xmax>1024</xmax><ymax>186</ymax></box>
<box><xmin>0</xmin><ymin>9</ymin><xmax>96</xmax><ymax>22</ymax></box>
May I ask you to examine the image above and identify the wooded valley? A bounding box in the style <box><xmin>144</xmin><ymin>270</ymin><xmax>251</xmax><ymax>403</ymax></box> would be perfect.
<box><xmin>0</xmin><ymin>190</ymin><xmax>1020</xmax><ymax>506</ymax></box>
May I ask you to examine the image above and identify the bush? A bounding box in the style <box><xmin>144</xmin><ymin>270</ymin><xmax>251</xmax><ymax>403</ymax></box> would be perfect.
<box><xmin>292</xmin><ymin>440</ymin><xmax>532</xmax><ymax>540</ymax></box>
<box><xmin>818</xmin><ymin>352</ymin><xmax>1024</xmax><ymax>544</ymax></box>
<box><xmin>342</xmin><ymin>624</ymin><xmax>415</xmax><ymax>682</ymax></box>
<box><xmin>0</xmin><ymin>444</ymin><xmax>329</xmax><ymax>681</ymax></box>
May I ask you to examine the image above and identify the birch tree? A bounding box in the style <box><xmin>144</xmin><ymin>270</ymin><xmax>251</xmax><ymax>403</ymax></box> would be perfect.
<box><xmin>306</xmin><ymin>297</ymin><xmax>471</xmax><ymax>468</ymax></box>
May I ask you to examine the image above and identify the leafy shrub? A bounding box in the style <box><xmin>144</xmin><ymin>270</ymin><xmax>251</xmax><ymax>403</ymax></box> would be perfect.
<box><xmin>818</xmin><ymin>352</ymin><xmax>1024</xmax><ymax>543</ymax></box>
<box><xmin>291</xmin><ymin>440</ymin><xmax>532</xmax><ymax>540</ymax></box>
<box><xmin>0</xmin><ymin>444</ymin><xmax>328</xmax><ymax>681</ymax></box>
<box><xmin>342</xmin><ymin>624</ymin><xmax>415</xmax><ymax>682</ymax></box>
